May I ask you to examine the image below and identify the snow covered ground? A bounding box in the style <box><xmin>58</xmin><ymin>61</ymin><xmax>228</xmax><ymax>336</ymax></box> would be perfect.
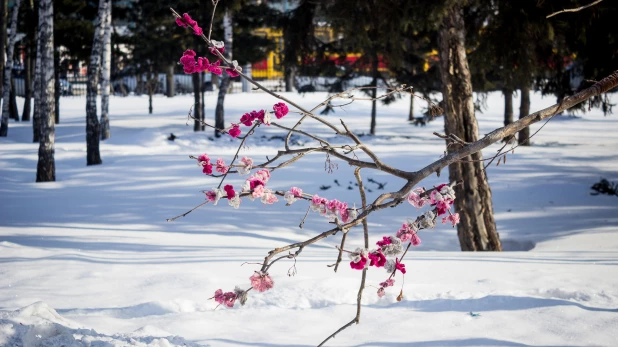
<box><xmin>1</xmin><ymin>91</ymin><xmax>617</xmax><ymax>347</ymax></box>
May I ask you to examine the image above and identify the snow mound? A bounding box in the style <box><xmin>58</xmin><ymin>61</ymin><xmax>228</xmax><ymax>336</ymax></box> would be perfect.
<box><xmin>0</xmin><ymin>302</ymin><xmax>206</xmax><ymax>347</ymax></box>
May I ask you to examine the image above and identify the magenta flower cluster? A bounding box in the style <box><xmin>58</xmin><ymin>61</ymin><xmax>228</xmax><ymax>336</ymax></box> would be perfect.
<box><xmin>175</xmin><ymin>13</ymin><xmax>203</xmax><ymax>36</ymax></box>
<box><xmin>347</xmin><ymin>182</ymin><xmax>462</xmax><ymax>298</ymax></box>
<box><xmin>310</xmin><ymin>195</ymin><xmax>356</xmax><ymax>223</ymax></box>
<box><xmin>197</xmin><ymin>153</ymin><xmax>228</xmax><ymax>175</ymax></box>
<box><xmin>212</xmin><ymin>271</ymin><xmax>274</xmax><ymax>309</ymax></box>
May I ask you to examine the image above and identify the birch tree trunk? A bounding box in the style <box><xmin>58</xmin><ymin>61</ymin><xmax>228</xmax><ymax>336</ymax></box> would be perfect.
<box><xmin>518</xmin><ymin>85</ymin><xmax>531</xmax><ymax>146</ymax></box>
<box><xmin>86</xmin><ymin>0</ymin><xmax>109</xmax><ymax>165</ymax></box>
<box><xmin>0</xmin><ymin>0</ymin><xmax>22</xmax><ymax>136</ymax></box>
<box><xmin>214</xmin><ymin>10</ymin><xmax>232</xmax><ymax>138</ymax></box>
<box><xmin>408</xmin><ymin>93</ymin><xmax>414</xmax><ymax>121</ymax></box>
<box><xmin>100</xmin><ymin>1</ymin><xmax>111</xmax><ymax>140</ymax></box>
<box><xmin>438</xmin><ymin>4</ymin><xmax>501</xmax><ymax>251</ymax></box>
<box><xmin>32</xmin><ymin>25</ymin><xmax>41</xmax><ymax>142</ymax></box>
<box><xmin>0</xmin><ymin>0</ymin><xmax>7</xmax><ymax>98</ymax></box>
<box><xmin>22</xmin><ymin>12</ymin><xmax>34</xmax><ymax>121</ymax></box>
<box><xmin>35</xmin><ymin>0</ymin><xmax>55</xmax><ymax>182</ymax></box>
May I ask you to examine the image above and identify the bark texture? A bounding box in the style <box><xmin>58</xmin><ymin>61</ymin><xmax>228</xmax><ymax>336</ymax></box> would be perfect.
<box><xmin>100</xmin><ymin>1</ymin><xmax>111</xmax><ymax>140</ymax></box>
<box><xmin>214</xmin><ymin>10</ymin><xmax>232</xmax><ymax>137</ymax></box>
<box><xmin>408</xmin><ymin>93</ymin><xmax>414</xmax><ymax>121</ymax></box>
<box><xmin>32</xmin><ymin>24</ymin><xmax>41</xmax><ymax>142</ymax></box>
<box><xmin>192</xmin><ymin>72</ymin><xmax>202</xmax><ymax>131</ymax></box>
<box><xmin>369</xmin><ymin>57</ymin><xmax>378</xmax><ymax>135</ymax></box>
<box><xmin>35</xmin><ymin>0</ymin><xmax>55</xmax><ymax>182</ymax></box>
<box><xmin>0</xmin><ymin>0</ymin><xmax>7</xmax><ymax>97</ymax></box>
<box><xmin>518</xmin><ymin>85</ymin><xmax>531</xmax><ymax>146</ymax></box>
<box><xmin>22</xmin><ymin>15</ymin><xmax>34</xmax><ymax>122</ymax></box>
<box><xmin>86</xmin><ymin>0</ymin><xmax>109</xmax><ymax>165</ymax></box>
<box><xmin>438</xmin><ymin>4</ymin><xmax>501</xmax><ymax>251</ymax></box>
<box><xmin>0</xmin><ymin>0</ymin><xmax>21</xmax><ymax>136</ymax></box>
<box><xmin>503</xmin><ymin>88</ymin><xmax>513</xmax><ymax>127</ymax></box>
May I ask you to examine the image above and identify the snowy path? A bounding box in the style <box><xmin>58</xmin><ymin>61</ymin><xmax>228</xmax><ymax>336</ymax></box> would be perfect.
<box><xmin>1</xmin><ymin>92</ymin><xmax>617</xmax><ymax>346</ymax></box>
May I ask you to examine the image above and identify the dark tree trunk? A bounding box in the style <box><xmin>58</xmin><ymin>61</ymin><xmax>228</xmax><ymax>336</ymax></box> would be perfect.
<box><xmin>166</xmin><ymin>64</ymin><xmax>174</xmax><ymax>97</ymax></box>
<box><xmin>9</xmin><ymin>77</ymin><xmax>18</xmax><ymax>120</ymax></box>
<box><xmin>192</xmin><ymin>72</ymin><xmax>202</xmax><ymax>131</ymax></box>
<box><xmin>200</xmin><ymin>72</ymin><xmax>205</xmax><ymax>131</ymax></box>
<box><xmin>214</xmin><ymin>10</ymin><xmax>232</xmax><ymax>138</ymax></box>
<box><xmin>284</xmin><ymin>66</ymin><xmax>295</xmax><ymax>92</ymax></box>
<box><xmin>518</xmin><ymin>85</ymin><xmax>531</xmax><ymax>146</ymax></box>
<box><xmin>148</xmin><ymin>92</ymin><xmax>153</xmax><ymax>114</ymax></box>
<box><xmin>53</xmin><ymin>45</ymin><xmax>59</xmax><ymax>124</ymax></box>
<box><xmin>0</xmin><ymin>0</ymin><xmax>7</xmax><ymax>98</ymax></box>
<box><xmin>36</xmin><ymin>0</ymin><xmax>55</xmax><ymax>182</ymax></box>
<box><xmin>22</xmin><ymin>33</ymin><xmax>33</xmax><ymax>121</ymax></box>
<box><xmin>0</xmin><ymin>0</ymin><xmax>21</xmax><ymax>136</ymax></box>
<box><xmin>85</xmin><ymin>0</ymin><xmax>109</xmax><ymax>166</ymax></box>
<box><xmin>408</xmin><ymin>93</ymin><xmax>414</xmax><ymax>121</ymax></box>
<box><xmin>369</xmin><ymin>57</ymin><xmax>378</xmax><ymax>135</ymax></box>
<box><xmin>503</xmin><ymin>88</ymin><xmax>513</xmax><ymax>127</ymax></box>
<box><xmin>438</xmin><ymin>4</ymin><xmax>501</xmax><ymax>252</ymax></box>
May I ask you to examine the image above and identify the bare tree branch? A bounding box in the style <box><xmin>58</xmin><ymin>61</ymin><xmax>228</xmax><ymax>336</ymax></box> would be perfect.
<box><xmin>547</xmin><ymin>0</ymin><xmax>604</xmax><ymax>18</ymax></box>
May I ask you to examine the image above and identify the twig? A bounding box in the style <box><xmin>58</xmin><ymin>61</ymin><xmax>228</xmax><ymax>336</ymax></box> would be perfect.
<box><xmin>318</xmin><ymin>168</ymin><xmax>369</xmax><ymax>346</ymax></box>
<box><xmin>166</xmin><ymin>200</ymin><xmax>209</xmax><ymax>222</ymax></box>
<box><xmin>547</xmin><ymin>0</ymin><xmax>604</xmax><ymax>18</ymax></box>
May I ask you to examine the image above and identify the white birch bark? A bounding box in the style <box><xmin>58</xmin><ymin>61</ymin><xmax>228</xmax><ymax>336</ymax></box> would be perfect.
<box><xmin>100</xmin><ymin>1</ymin><xmax>111</xmax><ymax>140</ymax></box>
<box><xmin>86</xmin><ymin>0</ymin><xmax>109</xmax><ymax>165</ymax></box>
<box><xmin>35</xmin><ymin>0</ymin><xmax>55</xmax><ymax>182</ymax></box>
<box><xmin>0</xmin><ymin>0</ymin><xmax>22</xmax><ymax>136</ymax></box>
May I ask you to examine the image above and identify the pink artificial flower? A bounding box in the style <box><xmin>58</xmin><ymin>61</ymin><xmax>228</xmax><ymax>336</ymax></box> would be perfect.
<box><xmin>311</xmin><ymin>194</ymin><xmax>322</xmax><ymax>205</ymax></box>
<box><xmin>326</xmin><ymin>199</ymin><xmax>340</xmax><ymax>213</ymax></box>
<box><xmin>226</xmin><ymin>68</ymin><xmax>240</xmax><ymax>78</ymax></box>
<box><xmin>224</xmin><ymin>184</ymin><xmax>235</xmax><ymax>200</ymax></box>
<box><xmin>442</xmin><ymin>213</ymin><xmax>460</xmax><ymax>227</ymax></box>
<box><xmin>252</xmin><ymin>184</ymin><xmax>265</xmax><ymax>199</ymax></box>
<box><xmin>368</xmin><ymin>250</ymin><xmax>387</xmax><ymax>268</ymax></box>
<box><xmin>255</xmin><ymin>169</ymin><xmax>271</xmax><ymax>183</ymax></box>
<box><xmin>396</xmin><ymin>223</ymin><xmax>413</xmax><ymax>242</ymax></box>
<box><xmin>213</xmin><ymin>289</ymin><xmax>237</xmax><ymax>308</ymax></box>
<box><xmin>193</xmin><ymin>26</ymin><xmax>203</xmax><ymax>36</ymax></box>
<box><xmin>436</xmin><ymin>183</ymin><xmax>448</xmax><ymax>191</ymax></box>
<box><xmin>175</xmin><ymin>17</ymin><xmax>188</xmax><ymax>27</ymax></box>
<box><xmin>240</xmin><ymin>157</ymin><xmax>254</xmax><ymax>167</ymax></box>
<box><xmin>436</xmin><ymin>200</ymin><xmax>449</xmax><ymax>216</ymax></box>
<box><xmin>196</xmin><ymin>57</ymin><xmax>210</xmax><ymax>72</ymax></box>
<box><xmin>202</xmin><ymin>164</ymin><xmax>213</xmax><ymax>175</ymax></box>
<box><xmin>183</xmin><ymin>65</ymin><xmax>195</xmax><ymax>74</ymax></box>
<box><xmin>410</xmin><ymin>232</ymin><xmax>421</xmax><ymax>246</ymax></box>
<box><xmin>377</xmin><ymin>287</ymin><xmax>385</xmax><ymax>298</ymax></box>
<box><xmin>228</xmin><ymin>124</ymin><xmax>241</xmax><ymax>138</ymax></box>
<box><xmin>182</xmin><ymin>13</ymin><xmax>197</xmax><ymax>27</ymax></box>
<box><xmin>252</xmin><ymin>110</ymin><xmax>265</xmax><ymax>122</ymax></box>
<box><xmin>376</xmin><ymin>236</ymin><xmax>392</xmax><ymax>248</ymax></box>
<box><xmin>407</xmin><ymin>187</ymin><xmax>428</xmax><ymax>208</ymax></box>
<box><xmin>350</xmin><ymin>254</ymin><xmax>367</xmax><ymax>270</ymax></box>
<box><xmin>395</xmin><ymin>258</ymin><xmax>406</xmax><ymax>274</ymax></box>
<box><xmin>340</xmin><ymin>209</ymin><xmax>350</xmax><ymax>223</ymax></box>
<box><xmin>240</xmin><ymin>113</ymin><xmax>254</xmax><ymax>126</ymax></box>
<box><xmin>273</xmin><ymin>102</ymin><xmax>289</xmax><ymax>119</ymax></box>
<box><xmin>205</xmin><ymin>190</ymin><xmax>217</xmax><ymax>202</ymax></box>
<box><xmin>379</xmin><ymin>279</ymin><xmax>395</xmax><ymax>288</ymax></box>
<box><xmin>209</xmin><ymin>46</ymin><xmax>225</xmax><ymax>56</ymax></box>
<box><xmin>198</xmin><ymin>153</ymin><xmax>210</xmax><ymax>164</ymax></box>
<box><xmin>208</xmin><ymin>60</ymin><xmax>223</xmax><ymax>75</ymax></box>
<box><xmin>180</xmin><ymin>51</ymin><xmax>196</xmax><ymax>66</ymax></box>
<box><xmin>250</xmin><ymin>271</ymin><xmax>274</xmax><ymax>292</ymax></box>
<box><xmin>216</xmin><ymin>158</ymin><xmax>229</xmax><ymax>174</ymax></box>
<box><xmin>249</xmin><ymin>177</ymin><xmax>265</xmax><ymax>190</ymax></box>
<box><xmin>290</xmin><ymin>187</ymin><xmax>303</xmax><ymax>197</ymax></box>
<box><xmin>261</xmin><ymin>190</ymin><xmax>278</xmax><ymax>204</ymax></box>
